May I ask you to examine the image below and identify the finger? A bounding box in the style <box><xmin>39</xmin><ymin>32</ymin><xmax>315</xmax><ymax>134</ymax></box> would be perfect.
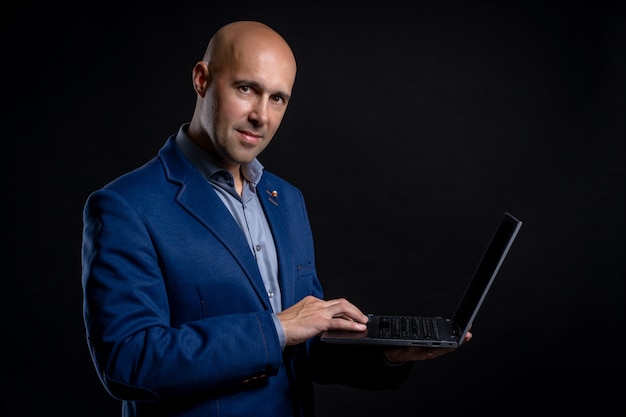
<box><xmin>326</xmin><ymin>299</ymin><xmax>368</xmax><ymax>323</ymax></box>
<box><xmin>332</xmin><ymin>313</ymin><xmax>359</xmax><ymax>322</ymax></box>
<box><xmin>328</xmin><ymin>315</ymin><xmax>368</xmax><ymax>331</ymax></box>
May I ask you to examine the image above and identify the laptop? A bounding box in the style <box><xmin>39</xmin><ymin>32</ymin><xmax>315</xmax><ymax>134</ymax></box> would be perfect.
<box><xmin>320</xmin><ymin>212</ymin><xmax>522</xmax><ymax>348</ymax></box>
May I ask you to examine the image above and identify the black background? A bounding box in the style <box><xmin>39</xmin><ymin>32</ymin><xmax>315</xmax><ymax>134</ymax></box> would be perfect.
<box><xmin>3</xmin><ymin>1</ymin><xmax>625</xmax><ymax>416</ymax></box>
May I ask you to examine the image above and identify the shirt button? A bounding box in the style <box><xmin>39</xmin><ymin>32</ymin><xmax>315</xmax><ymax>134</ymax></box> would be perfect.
<box><xmin>268</xmin><ymin>292</ymin><xmax>274</xmax><ymax>298</ymax></box>
<box><xmin>255</xmin><ymin>245</ymin><xmax>261</xmax><ymax>251</ymax></box>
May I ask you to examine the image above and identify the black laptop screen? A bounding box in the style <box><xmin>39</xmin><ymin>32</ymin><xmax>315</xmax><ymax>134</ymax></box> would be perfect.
<box><xmin>452</xmin><ymin>212</ymin><xmax>522</xmax><ymax>335</ymax></box>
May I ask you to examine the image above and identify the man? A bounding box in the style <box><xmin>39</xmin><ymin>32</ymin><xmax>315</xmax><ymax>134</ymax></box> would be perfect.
<box><xmin>81</xmin><ymin>20</ymin><xmax>471</xmax><ymax>417</ymax></box>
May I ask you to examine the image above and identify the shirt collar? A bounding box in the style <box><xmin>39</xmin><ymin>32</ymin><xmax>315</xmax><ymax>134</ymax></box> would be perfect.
<box><xmin>174</xmin><ymin>123</ymin><xmax>264</xmax><ymax>185</ymax></box>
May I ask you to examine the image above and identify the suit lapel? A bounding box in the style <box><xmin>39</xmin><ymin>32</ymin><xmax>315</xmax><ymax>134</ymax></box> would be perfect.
<box><xmin>159</xmin><ymin>138</ymin><xmax>271</xmax><ymax>310</ymax></box>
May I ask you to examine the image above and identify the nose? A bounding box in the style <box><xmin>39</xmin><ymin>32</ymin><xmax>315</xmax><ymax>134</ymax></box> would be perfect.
<box><xmin>248</xmin><ymin>98</ymin><xmax>269</xmax><ymax>127</ymax></box>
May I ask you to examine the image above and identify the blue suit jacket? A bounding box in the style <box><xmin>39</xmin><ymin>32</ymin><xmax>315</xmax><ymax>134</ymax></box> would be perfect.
<box><xmin>82</xmin><ymin>137</ymin><xmax>411</xmax><ymax>417</ymax></box>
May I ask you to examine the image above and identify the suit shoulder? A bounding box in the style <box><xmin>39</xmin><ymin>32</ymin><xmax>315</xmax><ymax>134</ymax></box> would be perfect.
<box><xmin>100</xmin><ymin>157</ymin><xmax>164</xmax><ymax>192</ymax></box>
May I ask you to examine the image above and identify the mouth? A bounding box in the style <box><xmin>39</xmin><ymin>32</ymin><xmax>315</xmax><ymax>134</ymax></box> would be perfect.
<box><xmin>237</xmin><ymin>129</ymin><xmax>263</xmax><ymax>146</ymax></box>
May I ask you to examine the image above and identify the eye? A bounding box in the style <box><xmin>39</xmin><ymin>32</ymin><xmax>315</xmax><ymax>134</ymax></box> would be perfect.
<box><xmin>271</xmin><ymin>95</ymin><xmax>285</xmax><ymax>104</ymax></box>
<box><xmin>239</xmin><ymin>85</ymin><xmax>251</xmax><ymax>93</ymax></box>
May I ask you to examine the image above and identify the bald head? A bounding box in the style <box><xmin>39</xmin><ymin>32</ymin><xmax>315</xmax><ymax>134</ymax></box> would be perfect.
<box><xmin>204</xmin><ymin>21</ymin><xmax>296</xmax><ymax>81</ymax></box>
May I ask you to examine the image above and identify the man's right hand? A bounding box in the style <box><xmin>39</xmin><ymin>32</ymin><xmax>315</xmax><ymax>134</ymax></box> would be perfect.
<box><xmin>276</xmin><ymin>296</ymin><xmax>369</xmax><ymax>346</ymax></box>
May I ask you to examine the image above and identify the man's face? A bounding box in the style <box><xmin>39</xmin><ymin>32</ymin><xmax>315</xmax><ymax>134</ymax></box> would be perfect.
<box><xmin>203</xmin><ymin>44</ymin><xmax>296</xmax><ymax>171</ymax></box>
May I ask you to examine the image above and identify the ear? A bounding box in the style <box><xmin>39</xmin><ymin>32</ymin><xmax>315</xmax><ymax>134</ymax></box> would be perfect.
<box><xmin>192</xmin><ymin>61</ymin><xmax>210</xmax><ymax>97</ymax></box>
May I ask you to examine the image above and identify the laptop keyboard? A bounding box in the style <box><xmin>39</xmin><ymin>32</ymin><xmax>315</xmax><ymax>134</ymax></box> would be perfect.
<box><xmin>377</xmin><ymin>316</ymin><xmax>440</xmax><ymax>340</ymax></box>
